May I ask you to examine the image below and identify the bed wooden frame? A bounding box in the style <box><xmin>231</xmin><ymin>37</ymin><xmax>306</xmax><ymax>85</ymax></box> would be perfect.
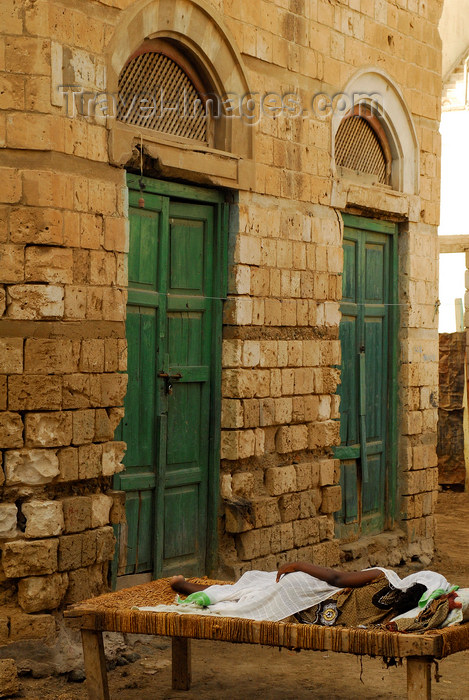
<box><xmin>64</xmin><ymin>577</ymin><xmax>469</xmax><ymax>700</ymax></box>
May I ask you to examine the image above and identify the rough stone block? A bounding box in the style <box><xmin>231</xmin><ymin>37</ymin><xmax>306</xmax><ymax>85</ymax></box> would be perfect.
<box><xmin>64</xmin><ymin>564</ymin><xmax>106</xmax><ymax>604</ymax></box>
<box><xmin>81</xmin><ymin>530</ymin><xmax>97</xmax><ymax>567</ymax></box>
<box><xmin>94</xmin><ymin>408</ymin><xmax>114</xmax><ymax>442</ymax></box>
<box><xmin>231</xmin><ymin>472</ymin><xmax>254</xmax><ymax>498</ymax></box>
<box><xmin>17</xmin><ymin>572</ymin><xmax>68</xmax><ymax>613</ymax></box>
<box><xmin>0</xmin><ymin>338</ymin><xmax>23</xmax><ymax>373</ymax></box>
<box><xmin>293</xmin><ymin>518</ymin><xmax>320</xmax><ymax>547</ymax></box>
<box><xmin>102</xmin><ymin>441</ymin><xmax>125</xmax><ymax>476</ymax></box>
<box><xmin>9</xmin><ymin>206</ymin><xmax>63</xmax><ymax>245</ymax></box>
<box><xmin>62</xmin><ymin>496</ymin><xmax>92</xmax><ymax>534</ymax></box>
<box><xmin>319</xmin><ymin>459</ymin><xmax>336</xmax><ymax>486</ymax></box>
<box><xmin>5</xmin><ymin>448</ymin><xmax>59</xmax><ymax>485</ymax></box>
<box><xmin>78</xmin><ymin>442</ymin><xmax>102</xmax><ymax>479</ymax></box>
<box><xmin>80</xmin><ymin>339</ymin><xmax>105</xmax><ymax>372</ymax></box>
<box><xmin>72</xmin><ymin>409</ymin><xmax>95</xmax><ymax>445</ymax></box>
<box><xmin>62</xmin><ymin>373</ymin><xmax>91</xmax><ymax>409</ymax></box>
<box><xmin>96</xmin><ymin>526</ymin><xmax>115</xmax><ymax>562</ymax></box>
<box><xmin>2</xmin><ymin>539</ymin><xmax>58</xmax><ymax>577</ymax></box>
<box><xmin>25</xmin><ymin>246</ymin><xmax>73</xmax><ymax>283</ymax></box>
<box><xmin>91</xmin><ymin>494</ymin><xmax>113</xmax><ymax>528</ymax></box>
<box><xmin>265</xmin><ymin>465</ymin><xmax>297</xmax><ymax>495</ymax></box>
<box><xmin>57</xmin><ymin>446</ymin><xmax>79</xmax><ymax>481</ymax></box>
<box><xmin>100</xmin><ymin>373</ymin><xmax>128</xmax><ymax>406</ymax></box>
<box><xmin>225</xmin><ymin>502</ymin><xmax>254</xmax><ymax>533</ymax></box>
<box><xmin>25</xmin><ymin>411</ymin><xmax>72</xmax><ymax>448</ymax></box>
<box><xmin>9</xmin><ymin>611</ymin><xmax>55</xmax><ymax>641</ymax></box>
<box><xmin>0</xmin><ymin>504</ymin><xmax>17</xmax><ymax>538</ymax></box>
<box><xmin>8</xmin><ymin>374</ymin><xmax>63</xmax><ymax>410</ymax></box>
<box><xmin>22</xmin><ymin>499</ymin><xmax>64</xmax><ymax>538</ymax></box>
<box><xmin>0</xmin><ymin>244</ymin><xmax>24</xmax><ymax>283</ymax></box>
<box><xmin>236</xmin><ymin>528</ymin><xmax>271</xmax><ymax>561</ymax></box>
<box><xmin>278</xmin><ymin>493</ymin><xmax>301</xmax><ymax>522</ymax></box>
<box><xmin>251</xmin><ymin>498</ymin><xmax>281</xmax><ymax>527</ymax></box>
<box><xmin>320</xmin><ymin>485</ymin><xmax>342</xmax><ymax>514</ymax></box>
<box><xmin>7</xmin><ymin>284</ymin><xmax>64</xmax><ymax>319</ymax></box>
<box><xmin>58</xmin><ymin>533</ymin><xmax>82</xmax><ymax>571</ymax></box>
<box><xmin>24</xmin><ymin>338</ymin><xmax>78</xmax><ymax>374</ymax></box>
<box><xmin>0</xmin><ymin>411</ymin><xmax>23</xmax><ymax>447</ymax></box>
<box><xmin>0</xmin><ymin>659</ymin><xmax>19</xmax><ymax>698</ymax></box>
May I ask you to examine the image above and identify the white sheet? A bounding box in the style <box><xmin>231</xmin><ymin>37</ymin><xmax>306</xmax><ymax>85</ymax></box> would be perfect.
<box><xmin>137</xmin><ymin>568</ymin><xmax>453</xmax><ymax>623</ymax></box>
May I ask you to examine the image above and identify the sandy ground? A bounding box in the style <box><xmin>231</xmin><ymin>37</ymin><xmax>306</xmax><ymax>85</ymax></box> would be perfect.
<box><xmin>18</xmin><ymin>490</ymin><xmax>469</xmax><ymax>700</ymax></box>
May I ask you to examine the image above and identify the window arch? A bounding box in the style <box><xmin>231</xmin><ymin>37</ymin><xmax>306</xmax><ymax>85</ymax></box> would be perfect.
<box><xmin>332</xmin><ymin>69</ymin><xmax>419</xmax><ymax>194</ymax></box>
<box><xmin>335</xmin><ymin>106</ymin><xmax>392</xmax><ymax>186</ymax></box>
<box><xmin>118</xmin><ymin>39</ymin><xmax>215</xmax><ymax>145</ymax></box>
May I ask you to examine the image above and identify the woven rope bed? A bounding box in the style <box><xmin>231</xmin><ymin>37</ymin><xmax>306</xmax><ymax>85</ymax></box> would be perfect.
<box><xmin>64</xmin><ymin>577</ymin><xmax>469</xmax><ymax>700</ymax></box>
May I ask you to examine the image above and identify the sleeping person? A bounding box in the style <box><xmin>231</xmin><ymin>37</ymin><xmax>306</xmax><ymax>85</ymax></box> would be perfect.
<box><xmin>158</xmin><ymin>560</ymin><xmax>466</xmax><ymax>631</ymax></box>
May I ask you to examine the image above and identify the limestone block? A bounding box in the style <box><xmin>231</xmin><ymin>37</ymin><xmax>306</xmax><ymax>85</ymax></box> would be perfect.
<box><xmin>270</xmin><ymin>522</ymin><xmax>294</xmax><ymax>554</ymax></box>
<box><xmin>2</xmin><ymin>538</ymin><xmax>58</xmax><ymax>577</ymax></box>
<box><xmin>104</xmin><ymin>338</ymin><xmax>119</xmax><ymax>372</ymax></box>
<box><xmin>25</xmin><ymin>246</ymin><xmax>73</xmax><ymax>283</ymax></box>
<box><xmin>96</xmin><ymin>526</ymin><xmax>116</xmax><ymax>562</ymax></box>
<box><xmin>80</xmin><ymin>339</ymin><xmax>105</xmax><ymax>372</ymax></box>
<box><xmin>25</xmin><ymin>411</ymin><xmax>72</xmax><ymax>448</ymax></box>
<box><xmin>72</xmin><ymin>409</ymin><xmax>95</xmax><ymax>445</ymax></box>
<box><xmin>0</xmin><ymin>411</ymin><xmax>23</xmax><ymax>447</ymax></box>
<box><xmin>62</xmin><ymin>496</ymin><xmax>92</xmax><ymax>533</ymax></box>
<box><xmin>319</xmin><ymin>459</ymin><xmax>336</xmax><ymax>486</ymax></box>
<box><xmin>236</xmin><ymin>528</ymin><xmax>271</xmax><ymax>561</ymax></box>
<box><xmin>24</xmin><ymin>338</ymin><xmax>78</xmax><ymax>374</ymax></box>
<box><xmin>9</xmin><ymin>206</ymin><xmax>63</xmax><ymax>245</ymax></box>
<box><xmin>251</xmin><ymin>498</ymin><xmax>281</xmax><ymax>528</ymax></box>
<box><xmin>265</xmin><ymin>465</ymin><xmax>297</xmax><ymax>495</ymax></box>
<box><xmin>100</xmin><ymin>373</ymin><xmax>128</xmax><ymax>406</ymax></box>
<box><xmin>94</xmin><ymin>408</ymin><xmax>114</xmax><ymax>442</ymax></box>
<box><xmin>81</xmin><ymin>530</ymin><xmax>97</xmax><ymax>567</ymax></box>
<box><xmin>0</xmin><ymin>376</ymin><xmax>5</xmax><ymax>411</ymax></box>
<box><xmin>299</xmin><ymin>490</ymin><xmax>318</xmax><ymax>519</ymax></box>
<box><xmin>221</xmin><ymin>399</ymin><xmax>244</xmax><ymax>429</ymax></box>
<box><xmin>57</xmin><ymin>446</ymin><xmax>79</xmax><ymax>481</ymax></box>
<box><xmin>8</xmin><ymin>610</ymin><xmax>55</xmax><ymax>641</ymax></box>
<box><xmin>102</xmin><ymin>441</ymin><xmax>125</xmax><ymax>476</ymax></box>
<box><xmin>64</xmin><ymin>564</ymin><xmax>106</xmax><ymax>604</ymax></box>
<box><xmin>278</xmin><ymin>493</ymin><xmax>301</xmax><ymax>522</ymax></box>
<box><xmin>8</xmin><ymin>374</ymin><xmax>63</xmax><ymax>410</ymax></box>
<box><xmin>0</xmin><ymin>659</ymin><xmax>19</xmax><ymax>698</ymax></box>
<box><xmin>320</xmin><ymin>485</ymin><xmax>342</xmax><ymax>514</ymax></box>
<box><xmin>7</xmin><ymin>284</ymin><xmax>64</xmax><ymax>319</ymax></box>
<box><xmin>0</xmin><ymin>338</ymin><xmax>23</xmax><ymax>373</ymax></box>
<box><xmin>108</xmin><ymin>407</ymin><xmax>124</xmax><ymax>433</ymax></box>
<box><xmin>0</xmin><ymin>244</ymin><xmax>24</xmax><ymax>283</ymax></box>
<box><xmin>58</xmin><ymin>533</ymin><xmax>83</xmax><ymax>571</ymax></box>
<box><xmin>293</xmin><ymin>518</ymin><xmax>320</xmax><ymax>547</ymax></box>
<box><xmin>231</xmin><ymin>472</ymin><xmax>254</xmax><ymax>498</ymax></box>
<box><xmin>17</xmin><ymin>572</ymin><xmax>68</xmax><ymax>613</ymax></box>
<box><xmin>22</xmin><ymin>500</ymin><xmax>64</xmax><ymax>538</ymax></box>
<box><xmin>0</xmin><ymin>287</ymin><xmax>5</xmax><ymax>316</ymax></box>
<box><xmin>62</xmin><ymin>373</ymin><xmax>91</xmax><ymax>408</ymax></box>
<box><xmin>5</xmin><ymin>448</ymin><xmax>59</xmax><ymax>485</ymax></box>
<box><xmin>0</xmin><ymin>504</ymin><xmax>17</xmax><ymax>538</ymax></box>
<box><xmin>78</xmin><ymin>442</ymin><xmax>102</xmax><ymax>478</ymax></box>
<box><xmin>91</xmin><ymin>494</ymin><xmax>113</xmax><ymax>528</ymax></box>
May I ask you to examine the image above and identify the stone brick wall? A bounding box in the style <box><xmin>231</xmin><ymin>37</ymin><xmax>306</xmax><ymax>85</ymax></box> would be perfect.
<box><xmin>0</xmin><ymin>0</ymin><xmax>443</xmax><ymax>653</ymax></box>
<box><xmin>0</xmin><ymin>0</ymin><xmax>128</xmax><ymax>647</ymax></box>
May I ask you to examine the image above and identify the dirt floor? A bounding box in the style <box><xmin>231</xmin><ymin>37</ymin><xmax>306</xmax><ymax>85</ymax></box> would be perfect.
<box><xmin>18</xmin><ymin>490</ymin><xmax>469</xmax><ymax>700</ymax></box>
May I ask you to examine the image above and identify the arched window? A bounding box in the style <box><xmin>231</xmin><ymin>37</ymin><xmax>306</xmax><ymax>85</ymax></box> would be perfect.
<box><xmin>118</xmin><ymin>40</ymin><xmax>214</xmax><ymax>145</ymax></box>
<box><xmin>335</xmin><ymin>106</ymin><xmax>392</xmax><ymax>186</ymax></box>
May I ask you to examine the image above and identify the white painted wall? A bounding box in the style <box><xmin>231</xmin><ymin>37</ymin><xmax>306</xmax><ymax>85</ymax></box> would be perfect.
<box><xmin>440</xmin><ymin>0</ymin><xmax>469</xmax><ymax>77</ymax></box>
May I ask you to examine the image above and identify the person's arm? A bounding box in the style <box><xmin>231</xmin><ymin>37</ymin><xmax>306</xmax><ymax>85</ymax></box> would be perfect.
<box><xmin>276</xmin><ymin>561</ymin><xmax>381</xmax><ymax>588</ymax></box>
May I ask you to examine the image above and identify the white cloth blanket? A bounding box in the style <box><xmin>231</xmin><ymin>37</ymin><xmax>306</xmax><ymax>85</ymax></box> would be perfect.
<box><xmin>136</xmin><ymin>568</ymin><xmax>452</xmax><ymax>623</ymax></box>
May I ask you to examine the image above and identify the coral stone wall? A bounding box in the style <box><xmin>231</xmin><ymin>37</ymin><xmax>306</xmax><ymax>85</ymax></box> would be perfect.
<box><xmin>0</xmin><ymin>0</ymin><xmax>128</xmax><ymax>646</ymax></box>
<box><xmin>0</xmin><ymin>0</ymin><xmax>442</xmax><ymax>646</ymax></box>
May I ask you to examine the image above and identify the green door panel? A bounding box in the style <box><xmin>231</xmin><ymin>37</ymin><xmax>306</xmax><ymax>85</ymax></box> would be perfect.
<box><xmin>335</xmin><ymin>215</ymin><xmax>398</xmax><ymax>540</ymax></box>
<box><xmin>115</xmin><ymin>177</ymin><xmax>226</xmax><ymax>582</ymax></box>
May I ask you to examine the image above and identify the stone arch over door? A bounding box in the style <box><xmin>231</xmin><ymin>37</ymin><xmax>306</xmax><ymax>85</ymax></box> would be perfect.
<box><xmin>105</xmin><ymin>0</ymin><xmax>254</xmax><ymax>187</ymax></box>
<box><xmin>332</xmin><ymin>68</ymin><xmax>419</xmax><ymax>195</ymax></box>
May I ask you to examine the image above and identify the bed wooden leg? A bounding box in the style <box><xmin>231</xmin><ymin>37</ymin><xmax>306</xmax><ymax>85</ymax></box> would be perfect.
<box><xmin>407</xmin><ymin>656</ymin><xmax>431</xmax><ymax>700</ymax></box>
<box><xmin>81</xmin><ymin>629</ymin><xmax>110</xmax><ymax>700</ymax></box>
<box><xmin>172</xmin><ymin>637</ymin><xmax>191</xmax><ymax>690</ymax></box>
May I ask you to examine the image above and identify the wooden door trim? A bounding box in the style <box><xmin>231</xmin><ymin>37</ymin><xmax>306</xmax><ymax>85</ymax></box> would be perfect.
<box><xmin>338</xmin><ymin>213</ymin><xmax>399</xmax><ymax>534</ymax></box>
<box><xmin>123</xmin><ymin>175</ymin><xmax>227</xmax><ymax>580</ymax></box>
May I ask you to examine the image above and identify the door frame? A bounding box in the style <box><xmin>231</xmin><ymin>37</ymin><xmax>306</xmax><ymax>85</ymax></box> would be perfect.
<box><xmin>113</xmin><ymin>174</ymin><xmax>229</xmax><ymax>586</ymax></box>
<box><xmin>336</xmin><ymin>213</ymin><xmax>399</xmax><ymax>536</ymax></box>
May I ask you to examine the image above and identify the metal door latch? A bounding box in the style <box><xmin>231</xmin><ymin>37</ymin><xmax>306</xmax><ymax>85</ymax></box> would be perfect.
<box><xmin>158</xmin><ymin>372</ymin><xmax>182</xmax><ymax>395</ymax></box>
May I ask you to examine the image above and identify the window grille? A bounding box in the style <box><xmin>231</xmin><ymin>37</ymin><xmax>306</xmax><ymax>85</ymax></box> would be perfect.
<box><xmin>118</xmin><ymin>51</ymin><xmax>208</xmax><ymax>142</ymax></box>
<box><xmin>335</xmin><ymin>116</ymin><xmax>388</xmax><ymax>184</ymax></box>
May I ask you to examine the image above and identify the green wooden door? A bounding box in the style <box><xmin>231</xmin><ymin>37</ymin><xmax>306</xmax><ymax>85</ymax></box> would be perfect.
<box><xmin>115</xmin><ymin>176</ymin><xmax>227</xmax><ymax>582</ymax></box>
<box><xmin>335</xmin><ymin>214</ymin><xmax>398</xmax><ymax>539</ymax></box>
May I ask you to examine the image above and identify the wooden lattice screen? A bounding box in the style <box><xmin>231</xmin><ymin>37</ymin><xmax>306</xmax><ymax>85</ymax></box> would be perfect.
<box><xmin>118</xmin><ymin>51</ymin><xmax>208</xmax><ymax>142</ymax></box>
<box><xmin>335</xmin><ymin>116</ymin><xmax>387</xmax><ymax>184</ymax></box>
